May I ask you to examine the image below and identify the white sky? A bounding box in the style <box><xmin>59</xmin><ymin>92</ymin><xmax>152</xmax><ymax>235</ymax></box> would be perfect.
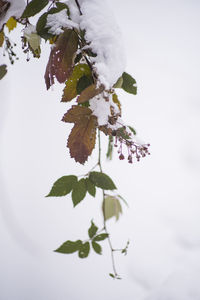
<box><xmin>0</xmin><ymin>0</ymin><xmax>200</xmax><ymax>299</ymax></box>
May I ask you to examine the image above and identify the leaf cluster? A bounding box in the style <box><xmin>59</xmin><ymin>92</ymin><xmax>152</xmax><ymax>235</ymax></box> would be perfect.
<box><xmin>47</xmin><ymin>171</ymin><xmax>116</xmax><ymax>207</ymax></box>
<box><xmin>55</xmin><ymin>221</ymin><xmax>108</xmax><ymax>258</ymax></box>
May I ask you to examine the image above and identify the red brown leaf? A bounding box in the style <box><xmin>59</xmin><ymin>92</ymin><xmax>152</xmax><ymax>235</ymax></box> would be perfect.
<box><xmin>62</xmin><ymin>105</ymin><xmax>97</xmax><ymax>164</ymax></box>
<box><xmin>62</xmin><ymin>105</ymin><xmax>92</xmax><ymax>124</ymax></box>
<box><xmin>45</xmin><ymin>29</ymin><xmax>78</xmax><ymax>89</ymax></box>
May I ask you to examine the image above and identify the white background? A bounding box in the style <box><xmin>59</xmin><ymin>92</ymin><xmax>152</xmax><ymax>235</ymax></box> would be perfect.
<box><xmin>0</xmin><ymin>0</ymin><xmax>200</xmax><ymax>299</ymax></box>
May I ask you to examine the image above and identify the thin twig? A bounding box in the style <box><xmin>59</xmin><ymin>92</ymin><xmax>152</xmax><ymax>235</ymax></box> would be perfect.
<box><xmin>75</xmin><ymin>0</ymin><xmax>82</xmax><ymax>15</ymax></box>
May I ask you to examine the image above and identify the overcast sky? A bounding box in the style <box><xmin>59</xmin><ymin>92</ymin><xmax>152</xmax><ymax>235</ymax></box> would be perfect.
<box><xmin>0</xmin><ymin>1</ymin><xmax>200</xmax><ymax>299</ymax></box>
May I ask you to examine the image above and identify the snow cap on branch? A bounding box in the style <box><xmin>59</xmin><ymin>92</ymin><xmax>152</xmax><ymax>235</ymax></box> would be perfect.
<box><xmin>46</xmin><ymin>9</ymin><xmax>79</xmax><ymax>35</ymax></box>
<box><xmin>79</xmin><ymin>0</ymin><xmax>126</xmax><ymax>89</ymax></box>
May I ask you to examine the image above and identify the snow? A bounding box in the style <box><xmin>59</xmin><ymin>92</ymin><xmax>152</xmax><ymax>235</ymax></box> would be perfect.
<box><xmin>89</xmin><ymin>94</ymin><xmax>111</xmax><ymax>126</ymax></box>
<box><xmin>46</xmin><ymin>9</ymin><xmax>79</xmax><ymax>35</ymax></box>
<box><xmin>64</xmin><ymin>0</ymin><xmax>80</xmax><ymax>24</ymax></box>
<box><xmin>79</xmin><ymin>0</ymin><xmax>126</xmax><ymax>89</ymax></box>
<box><xmin>89</xmin><ymin>92</ymin><xmax>121</xmax><ymax>126</ymax></box>
<box><xmin>0</xmin><ymin>0</ymin><xmax>25</xmax><ymax>30</ymax></box>
<box><xmin>145</xmin><ymin>268</ymin><xmax>200</xmax><ymax>300</ymax></box>
<box><xmin>46</xmin><ymin>0</ymin><xmax>126</xmax><ymax>90</ymax></box>
<box><xmin>23</xmin><ymin>24</ymin><xmax>36</xmax><ymax>36</ymax></box>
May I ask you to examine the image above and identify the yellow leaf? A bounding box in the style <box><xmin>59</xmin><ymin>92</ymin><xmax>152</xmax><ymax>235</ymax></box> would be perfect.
<box><xmin>0</xmin><ymin>31</ymin><xmax>4</xmax><ymax>47</ymax></box>
<box><xmin>6</xmin><ymin>17</ymin><xmax>17</xmax><ymax>32</ymax></box>
<box><xmin>49</xmin><ymin>36</ymin><xmax>57</xmax><ymax>44</ymax></box>
<box><xmin>62</xmin><ymin>64</ymin><xmax>91</xmax><ymax>102</ymax></box>
<box><xmin>112</xmin><ymin>93</ymin><xmax>121</xmax><ymax>113</ymax></box>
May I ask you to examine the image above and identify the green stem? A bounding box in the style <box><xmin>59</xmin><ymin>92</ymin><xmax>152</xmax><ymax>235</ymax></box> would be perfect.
<box><xmin>98</xmin><ymin>130</ymin><xmax>103</xmax><ymax>172</ymax></box>
<box><xmin>97</xmin><ymin>129</ymin><xmax>119</xmax><ymax>278</ymax></box>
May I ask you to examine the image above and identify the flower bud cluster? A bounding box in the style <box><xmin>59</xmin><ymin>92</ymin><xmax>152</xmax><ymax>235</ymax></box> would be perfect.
<box><xmin>112</xmin><ymin>128</ymin><xmax>150</xmax><ymax>163</ymax></box>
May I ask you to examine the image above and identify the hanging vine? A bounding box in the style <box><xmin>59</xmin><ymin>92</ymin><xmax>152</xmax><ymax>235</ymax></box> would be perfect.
<box><xmin>0</xmin><ymin>0</ymin><xmax>150</xmax><ymax>279</ymax></box>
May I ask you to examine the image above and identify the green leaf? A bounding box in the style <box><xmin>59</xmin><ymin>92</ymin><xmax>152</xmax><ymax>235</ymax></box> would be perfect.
<box><xmin>85</xmin><ymin>178</ymin><xmax>96</xmax><ymax>197</ymax></box>
<box><xmin>121</xmin><ymin>240</ymin><xmax>130</xmax><ymax>255</ymax></box>
<box><xmin>128</xmin><ymin>125</ymin><xmax>136</xmax><ymax>135</ymax></box>
<box><xmin>62</xmin><ymin>64</ymin><xmax>91</xmax><ymax>102</ymax></box>
<box><xmin>78</xmin><ymin>242</ymin><xmax>90</xmax><ymax>258</ymax></box>
<box><xmin>72</xmin><ymin>178</ymin><xmax>87</xmax><ymax>207</ymax></box>
<box><xmin>109</xmin><ymin>273</ymin><xmax>115</xmax><ymax>279</ymax></box>
<box><xmin>36</xmin><ymin>11</ymin><xmax>53</xmax><ymax>40</ymax></box>
<box><xmin>122</xmin><ymin>72</ymin><xmax>137</xmax><ymax>95</ymax></box>
<box><xmin>0</xmin><ymin>64</ymin><xmax>7</xmax><ymax>80</ymax></box>
<box><xmin>76</xmin><ymin>75</ymin><xmax>93</xmax><ymax>95</ymax></box>
<box><xmin>56</xmin><ymin>2</ymin><xmax>70</xmax><ymax>15</ymax></box>
<box><xmin>113</xmin><ymin>76</ymin><xmax>123</xmax><ymax>88</ymax></box>
<box><xmin>55</xmin><ymin>240</ymin><xmax>82</xmax><ymax>254</ymax></box>
<box><xmin>21</xmin><ymin>0</ymin><xmax>48</xmax><ymax>18</ymax></box>
<box><xmin>89</xmin><ymin>172</ymin><xmax>116</xmax><ymax>190</ymax></box>
<box><xmin>93</xmin><ymin>233</ymin><xmax>108</xmax><ymax>242</ymax></box>
<box><xmin>103</xmin><ymin>196</ymin><xmax>122</xmax><ymax>221</ymax></box>
<box><xmin>88</xmin><ymin>221</ymin><xmax>98</xmax><ymax>238</ymax></box>
<box><xmin>46</xmin><ymin>175</ymin><xmax>77</xmax><ymax>197</ymax></box>
<box><xmin>92</xmin><ymin>241</ymin><xmax>102</xmax><ymax>255</ymax></box>
<box><xmin>36</xmin><ymin>5</ymin><xmax>68</xmax><ymax>40</ymax></box>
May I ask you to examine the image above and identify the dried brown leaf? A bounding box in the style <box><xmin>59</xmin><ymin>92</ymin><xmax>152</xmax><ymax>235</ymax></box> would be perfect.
<box><xmin>62</xmin><ymin>105</ymin><xmax>92</xmax><ymax>124</ymax></box>
<box><xmin>62</xmin><ymin>105</ymin><xmax>97</xmax><ymax>164</ymax></box>
<box><xmin>99</xmin><ymin>125</ymin><xmax>112</xmax><ymax>136</ymax></box>
<box><xmin>77</xmin><ymin>84</ymin><xmax>104</xmax><ymax>103</ymax></box>
<box><xmin>67</xmin><ymin>116</ymin><xmax>97</xmax><ymax>164</ymax></box>
<box><xmin>45</xmin><ymin>29</ymin><xmax>78</xmax><ymax>89</ymax></box>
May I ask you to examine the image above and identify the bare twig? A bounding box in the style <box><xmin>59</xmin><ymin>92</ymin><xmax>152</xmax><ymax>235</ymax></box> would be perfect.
<box><xmin>75</xmin><ymin>0</ymin><xmax>82</xmax><ymax>15</ymax></box>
